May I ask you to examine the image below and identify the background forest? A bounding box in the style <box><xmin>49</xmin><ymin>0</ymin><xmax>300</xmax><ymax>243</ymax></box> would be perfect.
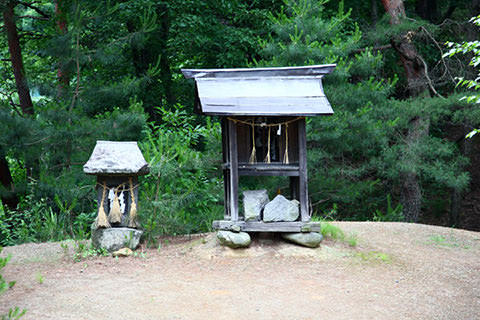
<box><xmin>0</xmin><ymin>0</ymin><xmax>479</xmax><ymax>246</ymax></box>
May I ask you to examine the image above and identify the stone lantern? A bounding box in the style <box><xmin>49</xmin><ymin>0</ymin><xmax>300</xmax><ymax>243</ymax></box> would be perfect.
<box><xmin>83</xmin><ymin>141</ymin><xmax>149</xmax><ymax>252</ymax></box>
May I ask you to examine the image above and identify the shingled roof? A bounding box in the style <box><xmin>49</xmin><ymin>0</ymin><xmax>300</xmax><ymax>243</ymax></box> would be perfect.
<box><xmin>83</xmin><ymin>141</ymin><xmax>149</xmax><ymax>175</ymax></box>
<box><xmin>182</xmin><ymin>64</ymin><xmax>336</xmax><ymax>116</ymax></box>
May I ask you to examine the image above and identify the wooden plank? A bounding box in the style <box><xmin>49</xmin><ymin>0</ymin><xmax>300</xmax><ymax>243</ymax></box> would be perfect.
<box><xmin>212</xmin><ymin>220</ymin><xmax>321</xmax><ymax>233</ymax></box>
<box><xmin>298</xmin><ymin>118</ymin><xmax>309</xmax><ymax>222</ymax></box>
<box><xmin>228</xmin><ymin>119</ymin><xmax>239</xmax><ymax>221</ymax></box>
<box><xmin>238</xmin><ymin>163</ymin><xmax>299</xmax><ymax>171</ymax></box>
<box><xmin>238</xmin><ymin>170</ymin><xmax>299</xmax><ymax>177</ymax></box>
<box><xmin>223</xmin><ymin>163</ymin><xmax>300</xmax><ymax>170</ymax></box>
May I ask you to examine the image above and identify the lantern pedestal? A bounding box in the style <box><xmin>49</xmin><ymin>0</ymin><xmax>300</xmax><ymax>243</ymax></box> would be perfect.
<box><xmin>92</xmin><ymin>227</ymin><xmax>143</xmax><ymax>252</ymax></box>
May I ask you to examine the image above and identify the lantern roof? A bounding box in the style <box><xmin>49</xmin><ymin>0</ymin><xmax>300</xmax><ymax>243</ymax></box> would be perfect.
<box><xmin>83</xmin><ymin>141</ymin><xmax>149</xmax><ymax>175</ymax></box>
<box><xmin>182</xmin><ymin>64</ymin><xmax>336</xmax><ymax>116</ymax></box>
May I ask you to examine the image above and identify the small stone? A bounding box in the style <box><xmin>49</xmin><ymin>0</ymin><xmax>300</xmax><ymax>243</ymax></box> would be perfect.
<box><xmin>263</xmin><ymin>195</ymin><xmax>299</xmax><ymax>222</ymax></box>
<box><xmin>217</xmin><ymin>231</ymin><xmax>251</xmax><ymax>249</ymax></box>
<box><xmin>243</xmin><ymin>190</ymin><xmax>269</xmax><ymax>221</ymax></box>
<box><xmin>112</xmin><ymin>248</ymin><xmax>133</xmax><ymax>257</ymax></box>
<box><xmin>92</xmin><ymin>227</ymin><xmax>143</xmax><ymax>252</ymax></box>
<box><xmin>230</xmin><ymin>224</ymin><xmax>241</xmax><ymax>232</ymax></box>
<box><xmin>281</xmin><ymin>232</ymin><xmax>323</xmax><ymax>248</ymax></box>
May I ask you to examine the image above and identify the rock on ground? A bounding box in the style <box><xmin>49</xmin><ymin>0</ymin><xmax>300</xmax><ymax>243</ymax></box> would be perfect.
<box><xmin>217</xmin><ymin>231</ymin><xmax>251</xmax><ymax>248</ymax></box>
<box><xmin>243</xmin><ymin>189</ymin><xmax>269</xmax><ymax>221</ymax></box>
<box><xmin>281</xmin><ymin>232</ymin><xmax>323</xmax><ymax>248</ymax></box>
<box><xmin>112</xmin><ymin>247</ymin><xmax>133</xmax><ymax>257</ymax></box>
<box><xmin>92</xmin><ymin>227</ymin><xmax>142</xmax><ymax>252</ymax></box>
<box><xmin>263</xmin><ymin>195</ymin><xmax>299</xmax><ymax>222</ymax></box>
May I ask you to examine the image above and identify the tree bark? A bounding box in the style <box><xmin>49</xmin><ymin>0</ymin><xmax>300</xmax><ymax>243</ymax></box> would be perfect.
<box><xmin>55</xmin><ymin>0</ymin><xmax>70</xmax><ymax>98</ymax></box>
<box><xmin>3</xmin><ymin>0</ymin><xmax>34</xmax><ymax>115</ymax></box>
<box><xmin>371</xmin><ymin>0</ymin><xmax>378</xmax><ymax>28</ymax></box>
<box><xmin>381</xmin><ymin>0</ymin><xmax>431</xmax><ymax>222</ymax></box>
<box><xmin>157</xmin><ymin>3</ymin><xmax>174</xmax><ymax>107</ymax></box>
<box><xmin>472</xmin><ymin>0</ymin><xmax>480</xmax><ymax>16</ymax></box>
<box><xmin>415</xmin><ymin>0</ymin><xmax>438</xmax><ymax>23</ymax></box>
<box><xmin>0</xmin><ymin>149</ymin><xmax>18</xmax><ymax>209</ymax></box>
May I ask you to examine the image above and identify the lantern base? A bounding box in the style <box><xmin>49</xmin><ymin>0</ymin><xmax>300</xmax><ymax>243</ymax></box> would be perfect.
<box><xmin>92</xmin><ymin>227</ymin><xmax>143</xmax><ymax>252</ymax></box>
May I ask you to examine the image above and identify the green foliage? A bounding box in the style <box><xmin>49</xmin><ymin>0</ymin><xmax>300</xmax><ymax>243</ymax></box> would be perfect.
<box><xmin>355</xmin><ymin>250</ymin><xmax>391</xmax><ymax>263</ymax></box>
<box><xmin>139</xmin><ymin>105</ymin><xmax>223</xmax><ymax>245</ymax></box>
<box><xmin>257</xmin><ymin>0</ymin><xmax>471</xmax><ymax>223</ymax></box>
<box><xmin>35</xmin><ymin>273</ymin><xmax>44</xmax><ymax>284</ymax></box>
<box><xmin>0</xmin><ymin>247</ymin><xmax>26</xmax><ymax>320</ymax></box>
<box><xmin>444</xmin><ymin>15</ymin><xmax>480</xmax><ymax>138</ymax></box>
<box><xmin>0</xmin><ymin>96</ymin><xmax>147</xmax><ymax>245</ymax></box>
<box><xmin>0</xmin><ymin>248</ymin><xmax>14</xmax><ymax>295</ymax></box>
<box><xmin>318</xmin><ymin>221</ymin><xmax>357</xmax><ymax>246</ymax></box>
<box><xmin>0</xmin><ymin>0</ymin><xmax>477</xmax><ymax>245</ymax></box>
<box><xmin>0</xmin><ymin>193</ymin><xmax>95</xmax><ymax>246</ymax></box>
<box><xmin>72</xmin><ymin>241</ymin><xmax>109</xmax><ymax>262</ymax></box>
<box><xmin>320</xmin><ymin>221</ymin><xmax>345</xmax><ymax>240</ymax></box>
<box><xmin>373</xmin><ymin>195</ymin><xmax>403</xmax><ymax>222</ymax></box>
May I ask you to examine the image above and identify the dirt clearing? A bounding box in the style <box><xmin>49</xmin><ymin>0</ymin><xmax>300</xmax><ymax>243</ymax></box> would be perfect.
<box><xmin>1</xmin><ymin>222</ymin><xmax>479</xmax><ymax>320</ymax></box>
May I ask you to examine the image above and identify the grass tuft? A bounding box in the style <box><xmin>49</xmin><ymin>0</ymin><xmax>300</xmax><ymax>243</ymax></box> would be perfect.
<box><xmin>320</xmin><ymin>222</ymin><xmax>358</xmax><ymax>247</ymax></box>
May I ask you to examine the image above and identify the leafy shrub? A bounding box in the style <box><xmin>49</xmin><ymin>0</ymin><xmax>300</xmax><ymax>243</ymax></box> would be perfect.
<box><xmin>373</xmin><ymin>195</ymin><xmax>404</xmax><ymax>222</ymax></box>
<box><xmin>0</xmin><ymin>196</ymin><xmax>95</xmax><ymax>246</ymax></box>
<box><xmin>138</xmin><ymin>105</ymin><xmax>224</xmax><ymax>246</ymax></box>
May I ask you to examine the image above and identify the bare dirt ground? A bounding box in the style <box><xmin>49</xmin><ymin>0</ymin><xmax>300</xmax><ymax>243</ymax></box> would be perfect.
<box><xmin>1</xmin><ymin>222</ymin><xmax>479</xmax><ymax>320</ymax></box>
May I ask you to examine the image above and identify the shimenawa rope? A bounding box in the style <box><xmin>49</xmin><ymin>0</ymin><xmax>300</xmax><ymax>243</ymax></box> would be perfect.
<box><xmin>95</xmin><ymin>181</ymin><xmax>110</xmax><ymax>228</ymax></box>
<box><xmin>228</xmin><ymin>117</ymin><xmax>301</xmax><ymax>164</ymax></box>
<box><xmin>128</xmin><ymin>177</ymin><xmax>138</xmax><ymax>228</ymax></box>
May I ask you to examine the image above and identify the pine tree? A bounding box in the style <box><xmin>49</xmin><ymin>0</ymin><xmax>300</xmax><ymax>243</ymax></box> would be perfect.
<box><xmin>256</xmin><ymin>0</ymin><xmax>470</xmax><ymax>222</ymax></box>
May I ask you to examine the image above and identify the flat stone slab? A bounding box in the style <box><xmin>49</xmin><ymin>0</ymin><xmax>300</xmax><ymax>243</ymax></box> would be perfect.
<box><xmin>212</xmin><ymin>220</ymin><xmax>321</xmax><ymax>232</ymax></box>
<box><xmin>217</xmin><ymin>231</ymin><xmax>251</xmax><ymax>249</ymax></box>
<box><xmin>243</xmin><ymin>189</ymin><xmax>269</xmax><ymax>221</ymax></box>
<box><xmin>263</xmin><ymin>195</ymin><xmax>299</xmax><ymax>222</ymax></box>
<box><xmin>92</xmin><ymin>227</ymin><xmax>143</xmax><ymax>252</ymax></box>
<box><xmin>83</xmin><ymin>141</ymin><xmax>149</xmax><ymax>175</ymax></box>
<box><xmin>281</xmin><ymin>232</ymin><xmax>323</xmax><ymax>248</ymax></box>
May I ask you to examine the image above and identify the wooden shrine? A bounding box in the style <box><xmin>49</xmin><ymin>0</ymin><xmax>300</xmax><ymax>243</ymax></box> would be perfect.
<box><xmin>182</xmin><ymin>65</ymin><xmax>336</xmax><ymax>232</ymax></box>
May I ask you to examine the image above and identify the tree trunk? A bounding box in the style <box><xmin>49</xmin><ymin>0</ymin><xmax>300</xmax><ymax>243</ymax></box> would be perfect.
<box><xmin>415</xmin><ymin>0</ymin><xmax>438</xmax><ymax>23</ymax></box>
<box><xmin>381</xmin><ymin>0</ymin><xmax>431</xmax><ymax>222</ymax></box>
<box><xmin>399</xmin><ymin>116</ymin><xmax>430</xmax><ymax>222</ymax></box>
<box><xmin>3</xmin><ymin>0</ymin><xmax>34</xmax><ymax>115</ymax></box>
<box><xmin>55</xmin><ymin>0</ymin><xmax>70</xmax><ymax>98</ymax></box>
<box><xmin>472</xmin><ymin>0</ymin><xmax>480</xmax><ymax>16</ymax></box>
<box><xmin>371</xmin><ymin>0</ymin><xmax>378</xmax><ymax>28</ymax></box>
<box><xmin>0</xmin><ymin>149</ymin><xmax>18</xmax><ymax>209</ymax></box>
<box><xmin>157</xmin><ymin>3</ymin><xmax>174</xmax><ymax>107</ymax></box>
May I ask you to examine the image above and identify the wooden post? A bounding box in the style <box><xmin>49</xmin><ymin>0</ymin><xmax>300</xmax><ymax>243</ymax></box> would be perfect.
<box><xmin>298</xmin><ymin>118</ymin><xmax>309</xmax><ymax>221</ymax></box>
<box><xmin>228</xmin><ymin>118</ymin><xmax>239</xmax><ymax>221</ymax></box>
<box><xmin>221</xmin><ymin>118</ymin><xmax>230</xmax><ymax>220</ymax></box>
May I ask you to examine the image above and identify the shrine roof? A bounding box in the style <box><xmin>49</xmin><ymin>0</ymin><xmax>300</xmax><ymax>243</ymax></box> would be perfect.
<box><xmin>182</xmin><ymin>64</ymin><xmax>336</xmax><ymax>116</ymax></box>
